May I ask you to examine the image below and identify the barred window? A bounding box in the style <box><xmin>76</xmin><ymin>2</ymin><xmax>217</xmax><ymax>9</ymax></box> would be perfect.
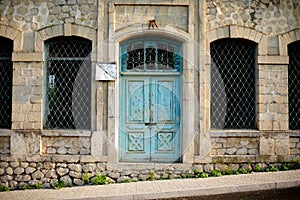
<box><xmin>0</xmin><ymin>37</ymin><xmax>13</xmax><ymax>129</ymax></box>
<box><xmin>288</xmin><ymin>41</ymin><xmax>300</xmax><ymax>130</ymax></box>
<box><xmin>44</xmin><ymin>36</ymin><xmax>92</xmax><ymax>129</ymax></box>
<box><xmin>210</xmin><ymin>38</ymin><xmax>257</xmax><ymax>129</ymax></box>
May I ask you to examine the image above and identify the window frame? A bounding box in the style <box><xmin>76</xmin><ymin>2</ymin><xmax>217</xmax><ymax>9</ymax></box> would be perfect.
<box><xmin>288</xmin><ymin>40</ymin><xmax>300</xmax><ymax>130</ymax></box>
<box><xmin>43</xmin><ymin>36</ymin><xmax>92</xmax><ymax>130</ymax></box>
<box><xmin>0</xmin><ymin>36</ymin><xmax>13</xmax><ymax>129</ymax></box>
<box><xmin>210</xmin><ymin>38</ymin><xmax>258</xmax><ymax>130</ymax></box>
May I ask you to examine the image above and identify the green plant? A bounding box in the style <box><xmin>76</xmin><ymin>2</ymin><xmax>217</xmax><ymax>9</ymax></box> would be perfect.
<box><xmin>91</xmin><ymin>174</ymin><xmax>110</xmax><ymax>185</ymax></box>
<box><xmin>167</xmin><ymin>173</ymin><xmax>173</xmax><ymax>179</ymax></box>
<box><xmin>54</xmin><ymin>180</ymin><xmax>65</xmax><ymax>189</ymax></box>
<box><xmin>180</xmin><ymin>173</ymin><xmax>187</xmax><ymax>178</ymax></box>
<box><xmin>82</xmin><ymin>172</ymin><xmax>90</xmax><ymax>184</ymax></box>
<box><xmin>194</xmin><ymin>169</ymin><xmax>202</xmax><ymax>178</ymax></box>
<box><xmin>22</xmin><ymin>184</ymin><xmax>31</xmax><ymax>190</ymax></box>
<box><xmin>253</xmin><ymin>165</ymin><xmax>262</xmax><ymax>172</ymax></box>
<box><xmin>265</xmin><ymin>166</ymin><xmax>279</xmax><ymax>172</ymax></box>
<box><xmin>0</xmin><ymin>185</ymin><xmax>10</xmax><ymax>192</ymax></box>
<box><xmin>223</xmin><ymin>166</ymin><xmax>232</xmax><ymax>175</ymax></box>
<box><xmin>35</xmin><ymin>183</ymin><xmax>41</xmax><ymax>189</ymax></box>
<box><xmin>121</xmin><ymin>179</ymin><xmax>131</xmax><ymax>183</ymax></box>
<box><xmin>236</xmin><ymin>168</ymin><xmax>249</xmax><ymax>174</ymax></box>
<box><xmin>281</xmin><ymin>163</ymin><xmax>289</xmax><ymax>171</ymax></box>
<box><xmin>211</xmin><ymin>159</ymin><xmax>217</xmax><ymax>164</ymax></box>
<box><xmin>181</xmin><ymin>173</ymin><xmax>193</xmax><ymax>178</ymax></box>
<box><xmin>293</xmin><ymin>159</ymin><xmax>300</xmax><ymax>169</ymax></box>
<box><xmin>149</xmin><ymin>171</ymin><xmax>155</xmax><ymax>181</ymax></box>
<box><xmin>211</xmin><ymin>170</ymin><xmax>222</xmax><ymax>177</ymax></box>
<box><xmin>200</xmin><ymin>172</ymin><xmax>209</xmax><ymax>178</ymax></box>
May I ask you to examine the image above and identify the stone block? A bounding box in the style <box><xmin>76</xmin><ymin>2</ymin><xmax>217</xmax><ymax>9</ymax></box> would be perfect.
<box><xmin>45</xmin><ymin>169</ymin><xmax>58</xmax><ymax>179</ymax></box>
<box><xmin>27</xmin><ymin>112</ymin><xmax>42</xmax><ymax>122</ymax></box>
<box><xmin>236</xmin><ymin>147</ymin><xmax>247</xmax><ymax>155</ymax></box>
<box><xmin>25</xmin><ymin>167</ymin><xmax>36</xmax><ymax>174</ymax></box>
<box><xmin>13</xmin><ymin>167</ymin><xmax>24</xmax><ymax>175</ymax></box>
<box><xmin>275</xmin><ymin>138</ymin><xmax>289</xmax><ymax>155</ymax></box>
<box><xmin>68</xmin><ymin>164</ymin><xmax>82</xmax><ymax>172</ymax></box>
<box><xmin>214</xmin><ymin>164</ymin><xmax>228</xmax><ymax>172</ymax></box>
<box><xmin>60</xmin><ymin>175</ymin><xmax>72</xmax><ymax>186</ymax></box>
<box><xmin>64</xmin><ymin>23</ymin><xmax>72</xmax><ymax>36</ymax></box>
<box><xmin>12</xmin><ymin>53</ymin><xmax>44</xmax><ymax>62</ymax></box>
<box><xmin>73</xmin><ymin>178</ymin><xmax>84</xmax><ymax>186</ymax></box>
<box><xmin>203</xmin><ymin>164</ymin><xmax>214</xmax><ymax>173</ymax></box>
<box><xmin>69</xmin><ymin>171</ymin><xmax>82</xmax><ymax>179</ymax></box>
<box><xmin>258</xmin><ymin>121</ymin><xmax>273</xmax><ymax>131</ymax></box>
<box><xmin>56</xmin><ymin>167</ymin><xmax>69</xmax><ymax>176</ymax></box>
<box><xmin>259</xmin><ymin>137</ymin><xmax>274</xmax><ymax>155</ymax></box>
<box><xmin>13</xmin><ymin>78</ymin><xmax>26</xmax><ymax>86</ymax></box>
<box><xmin>32</xmin><ymin>170</ymin><xmax>44</xmax><ymax>179</ymax></box>
<box><xmin>82</xmin><ymin>163</ymin><xmax>96</xmax><ymax>172</ymax></box>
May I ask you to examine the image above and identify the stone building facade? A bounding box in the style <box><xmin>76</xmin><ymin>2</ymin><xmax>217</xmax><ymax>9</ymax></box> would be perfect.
<box><xmin>0</xmin><ymin>0</ymin><xmax>299</xmax><ymax>188</ymax></box>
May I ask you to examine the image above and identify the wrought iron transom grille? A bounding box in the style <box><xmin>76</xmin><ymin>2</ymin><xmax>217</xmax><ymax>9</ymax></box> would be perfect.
<box><xmin>120</xmin><ymin>39</ymin><xmax>182</xmax><ymax>72</ymax></box>
<box><xmin>288</xmin><ymin>41</ymin><xmax>300</xmax><ymax>130</ymax></box>
<box><xmin>0</xmin><ymin>37</ymin><xmax>13</xmax><ymax>129</ymax></box>
<box><xmin>44</xmin><ymin>36</ymin><xmax>92</xmax><ymax>129</ymax></box>
<box><xmin>210</xmin><ymin>38</ymin><xmax>257</xmax><ymax>129</ymax></box>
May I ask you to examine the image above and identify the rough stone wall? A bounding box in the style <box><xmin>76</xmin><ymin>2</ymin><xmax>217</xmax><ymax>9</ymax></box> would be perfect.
<box><xmin>41</xmin><ymin>136</ymin><xmax>91</xmax><ymax>155</ymax></box>
<box><xmin>0</xmin><ymin>0</ymin><xmax>97</xmax><ymax>32</ymax></box>
<box><xmin>0</xmin><ymin>161</ymin><xmax>295</xmax><ymax>189</ymax></box>
<box><xmin>206</xmin><ymin>0</ymin><xmax>300</xmax><ymax>36</ymax></box>
<box><xmin>211</xmin><ymin>136</ymin><xmax>259</xmax><ymax>156</ymax></box>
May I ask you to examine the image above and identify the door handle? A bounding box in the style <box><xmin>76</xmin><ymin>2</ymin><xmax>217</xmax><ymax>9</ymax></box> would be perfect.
<box><xmin>145</xmin><ymin>122</ymin><xmax>157</xmax><ymax>126</ymax></box>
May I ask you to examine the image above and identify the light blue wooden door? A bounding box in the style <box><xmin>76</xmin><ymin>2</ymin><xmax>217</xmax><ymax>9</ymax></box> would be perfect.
<box><xmin>120</xmin><ymin>75</ymin><xmax>181</xmax><ymax>162</ymax></box>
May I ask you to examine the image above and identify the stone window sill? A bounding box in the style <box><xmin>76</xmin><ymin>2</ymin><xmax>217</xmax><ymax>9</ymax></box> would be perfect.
<box><xmin>41</xmin><ymin>130</ymin><xmax>92</xmax><ymax>137</ymax></box>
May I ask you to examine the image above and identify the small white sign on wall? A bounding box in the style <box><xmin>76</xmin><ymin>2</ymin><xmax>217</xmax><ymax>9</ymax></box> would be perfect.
<box><xmin>96</xmin><ymin>63</ymin><xmax>117</xmax><ymax>81</ymax></box>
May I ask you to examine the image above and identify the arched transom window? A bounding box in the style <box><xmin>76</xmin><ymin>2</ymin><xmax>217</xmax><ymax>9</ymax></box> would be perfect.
<box><xmin>120</xmin><ymin>38</ymin><xmax>182</xmax><ymax>72</ymax></box>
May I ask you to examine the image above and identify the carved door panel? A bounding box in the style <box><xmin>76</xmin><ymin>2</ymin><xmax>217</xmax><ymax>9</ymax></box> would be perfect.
<box><xmin>120</xmin><ymin>76</ymin><xmax>181</xmax><ymax>162</ymax></box>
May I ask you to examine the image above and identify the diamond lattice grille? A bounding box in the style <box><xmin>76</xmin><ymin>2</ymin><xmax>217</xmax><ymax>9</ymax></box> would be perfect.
<box><xmin>210</xmin><ymin>39</ymin><xmax>257</xmax><ymax>129</ymax></box>
<box><xmin>0</xmin><ymin>37</ymin><xmax>13</xmax><ymax>129</ymax></box>
<box><xmin>288</xmin><ymin>41</ymin><xmax>300</xmax><ymax>130</ymax></box>
<box><xmin>45</xmin><ymin>37</ymin><xmax>92</xmax><ymax>129</ymax></box>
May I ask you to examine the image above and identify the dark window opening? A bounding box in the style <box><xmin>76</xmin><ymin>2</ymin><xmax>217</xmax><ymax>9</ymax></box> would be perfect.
<box><xmin>44</xmin><ymin>36</ymin><xmax>92</xmax><ymax>129</ymax></box>
<box><xmin>0</xmin><ymin>37</ymin><xmax>13</xmax><ymax>129</ymax></box>
<box><xmin>288</xmin><ymin>41</ymin><xmax>300</xmax><ymax>130</ymax></box>
<box><xmin>210</xmin><ymin>38</ymin><xmax>257</xmax><ymax>129</ymax></box>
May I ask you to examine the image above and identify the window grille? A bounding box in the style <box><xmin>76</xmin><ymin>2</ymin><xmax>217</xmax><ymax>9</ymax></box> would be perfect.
<box><xmin>210</xmin><ymin>38</ymin><xmax>257</xmax><ymax>129</ymax></box>
<box><xmin>0</xmin><ymin>37</ymin><xmax>13</xmax><ymax>129</ymax></box>
<box><xmin>120</xmin><ymin>39</ymin><xmax>181</xmax><ymax>72</ymax></box>
<box><xmin>288</xmin><ymin>41</ymin><xmax>300</xmax><ymax>130</ymax></box>
<box><xmin>44</xmin><ymin>37</ymin><xmax>92</xmax><ymax>129</ymax></box>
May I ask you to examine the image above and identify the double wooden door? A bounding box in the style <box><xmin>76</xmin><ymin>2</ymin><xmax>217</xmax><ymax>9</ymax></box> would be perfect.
<box><xmin>120</xmin><ymin>75</ymin><xmax>181</xmax><ymax>162</ymax></box>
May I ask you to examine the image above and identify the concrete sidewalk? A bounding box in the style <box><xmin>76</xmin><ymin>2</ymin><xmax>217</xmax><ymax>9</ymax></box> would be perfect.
<box><xmin>1</xmin><ymin>170</ymin><xmax>300</xmax><ymax>200</ymax></box>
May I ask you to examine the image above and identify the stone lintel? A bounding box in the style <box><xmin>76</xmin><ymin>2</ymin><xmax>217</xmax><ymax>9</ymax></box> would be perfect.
<box><xmin>257</xmin><ymin>55</ymin><xmax>289</xmax><ymax>65</ymax></box>
<box><xmin>12</xmin><ymin>52</ymin><xmax>44</xmax><ymax>62</ymax></box>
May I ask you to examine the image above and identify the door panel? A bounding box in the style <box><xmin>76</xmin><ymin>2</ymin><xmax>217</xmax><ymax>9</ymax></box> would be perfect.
<box><xmin>120</xmin><ymin>75</ymin><xmax>181</xmax><ymax>162</ymax></box>
<box><xmin>120</xmin><ymin>77</ymin><xmax>150</xmax><ymax>161</ymax></box>
<box><xmin>151</xmin><ymin>76</ymin><xmax>181</xmax><ymax>162</ymax></box>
